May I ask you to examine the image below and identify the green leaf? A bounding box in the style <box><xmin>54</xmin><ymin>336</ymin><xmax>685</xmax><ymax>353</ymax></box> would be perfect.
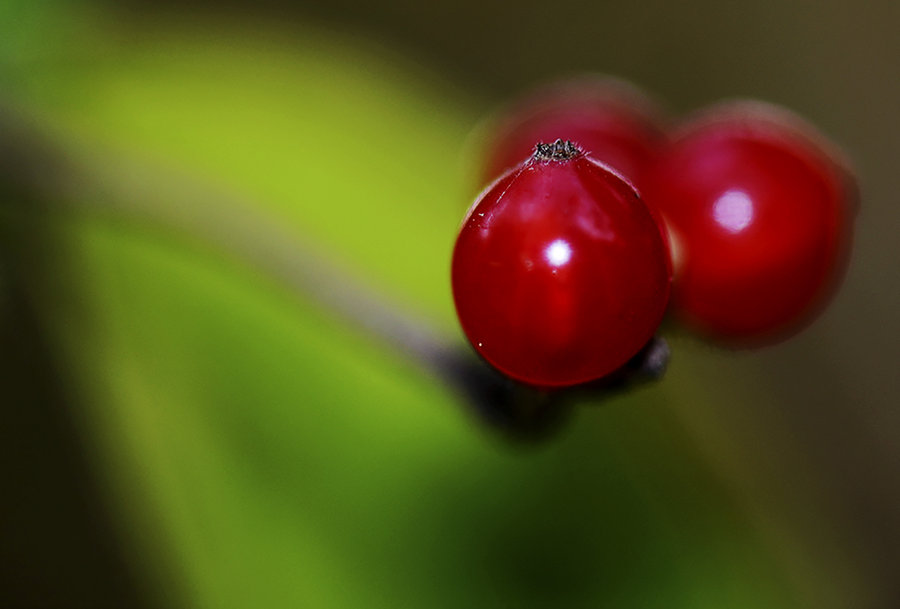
<box><xmin>4</xmin><ymin>8</ymin><xmax>847</xmax><ymax>608</ymax></box>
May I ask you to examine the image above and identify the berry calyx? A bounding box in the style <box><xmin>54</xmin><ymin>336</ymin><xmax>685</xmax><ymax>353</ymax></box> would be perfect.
<box><xmin>481</xmin><ymin>76</ymin><xmax>668</xmax><ymax>188</ymax></box>
<box><xmin>452</xmin><ymin>140</ymin><xmax>672</xmax><ymax>387</ymax></box>
<box><xmin>643</xmin><ymin>101</ymin><xmax>857</xmax><ymax>344</ymax></box>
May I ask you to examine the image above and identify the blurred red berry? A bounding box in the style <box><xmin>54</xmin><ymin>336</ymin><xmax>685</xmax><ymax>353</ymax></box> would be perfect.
<box><xmin>643</xmin><ymin>101</ymin><xmax>857</xmax><ymax>344</ymax></box>
<box><xmin>481</xmin><ymin>76</ymin><xmax>668</xmax><ymax>189</ymax></box>
<box><xmin>452</xmin><ymin>140</ymin><xmax>671</xmax><ymax>387</ymax></box>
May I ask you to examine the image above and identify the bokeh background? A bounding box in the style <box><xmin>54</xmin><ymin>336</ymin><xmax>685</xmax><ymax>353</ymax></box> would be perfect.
<box><xmin>2</xmin><ymin>0</ymin><xmax>899</xmax><ymax>607</ymax></box>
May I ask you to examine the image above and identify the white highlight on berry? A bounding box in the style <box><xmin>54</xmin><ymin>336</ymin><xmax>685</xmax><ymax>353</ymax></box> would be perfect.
<box><xmin>713</xmin><ymin>189</ymin><xmax>754</xmax><ymax>233</ymax></box>
<box><xmin>545</xmin><ymin>239</ymin><xmax>573</xmax><ymax>267</ymax></box>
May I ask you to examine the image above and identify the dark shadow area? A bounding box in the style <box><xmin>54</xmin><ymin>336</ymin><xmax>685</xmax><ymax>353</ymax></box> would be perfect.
<box><xmin>0</xmin><ymin>120</ymin><xmax>146</xmax><ymax>609</ymax></box>
<box><xmin>436</xmin><ymin>337</ymin><xmax>669</xmax><ymax>444</ymax></box>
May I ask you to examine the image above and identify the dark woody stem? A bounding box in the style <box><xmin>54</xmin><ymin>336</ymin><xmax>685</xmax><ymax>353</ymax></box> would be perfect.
<box><xmin>0</xmin><ymin>114</ymin><xmax>668</xmax><ymax>442</ymax></box>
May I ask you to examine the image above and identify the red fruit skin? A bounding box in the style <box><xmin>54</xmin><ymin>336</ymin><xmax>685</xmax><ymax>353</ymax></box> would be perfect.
<box><xmin>482</xmin><ymin>77</ymin><xmax>667</xmax><ymax>189</ymax></box>
<box><xmin>452</xmin><ymin>149</ymin><xmax>672</xmax><ymax>387</ymax></box>
<box><xmin>643</xmin><ymin>103</ymin><xmax>856</xmax><ymax>344</ymax></box>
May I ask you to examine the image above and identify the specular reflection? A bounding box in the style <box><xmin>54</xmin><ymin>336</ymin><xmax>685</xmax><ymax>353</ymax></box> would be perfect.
<box><xmin>713</xmin><ymin>189</ymin><xmax>754</xmax><ymax>233</ymax></box>
<box><xmin>544</xmin><ymin>238</ymin><xmax>572</xmax><ymax>267</ymax></box>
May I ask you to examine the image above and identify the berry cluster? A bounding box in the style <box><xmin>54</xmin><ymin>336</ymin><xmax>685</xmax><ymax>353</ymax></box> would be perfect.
<box><xmin>452</xmin><ymin>76</ymin><xmax>857</xmax><ymax>388</ymax></box>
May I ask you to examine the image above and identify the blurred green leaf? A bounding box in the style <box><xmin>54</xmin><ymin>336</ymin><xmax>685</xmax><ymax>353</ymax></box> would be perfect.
<box><xmin>2</xmin><ymin>7</ymin><xmax>843</xmax><ymax>608</ymax></box>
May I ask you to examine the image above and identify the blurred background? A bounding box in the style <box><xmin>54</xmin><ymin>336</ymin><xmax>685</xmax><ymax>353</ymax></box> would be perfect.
<box><xmin>1</xmin><ymin>0</ymin><xmax>899</xmax><ymax>607</ymax></box>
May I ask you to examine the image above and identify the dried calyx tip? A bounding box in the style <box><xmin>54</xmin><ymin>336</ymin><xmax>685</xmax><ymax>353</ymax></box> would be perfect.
<box><xmin>533</xmin><ymin>139</ymin><xmax>581</xmax><ymax>161</ymax></box>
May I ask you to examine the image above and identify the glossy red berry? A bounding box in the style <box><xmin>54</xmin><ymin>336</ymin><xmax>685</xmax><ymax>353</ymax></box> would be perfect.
<box><xmin>643</xmin><ymin>101</ymin><xmax>857</xmax><ymax>343</ymax></box>
<box><xmin>481</xmin><ymin>76</ymin><xmax>668</xmax><ymax>188</ymax></box>
<box><xmin>452</xmin><ymin>140</ymin><xmax>672</xmax><ymax>387</ymax></box>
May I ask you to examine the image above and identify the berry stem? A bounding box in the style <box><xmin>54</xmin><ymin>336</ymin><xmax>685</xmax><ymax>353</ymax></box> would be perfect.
<box><xmin>0</xmin><ymin>112</ymin><xmax>668</xmax><ymax>441</ymax></box>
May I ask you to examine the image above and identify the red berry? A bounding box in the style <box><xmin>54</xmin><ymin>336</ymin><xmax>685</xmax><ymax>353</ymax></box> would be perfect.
<box><xmin>643</xmin><ymin>101</ymin><xmax>857</xmax><ymax>343</ymax></box>
<box><xmin>452</xmin><ymin>140</ymin><xmax>672</xmax><ymax>387</ymax></box>
<box><xmin>481</xmin><ymin>76</ymin><xmax>668</xmax><ymax>188</ymax></box>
